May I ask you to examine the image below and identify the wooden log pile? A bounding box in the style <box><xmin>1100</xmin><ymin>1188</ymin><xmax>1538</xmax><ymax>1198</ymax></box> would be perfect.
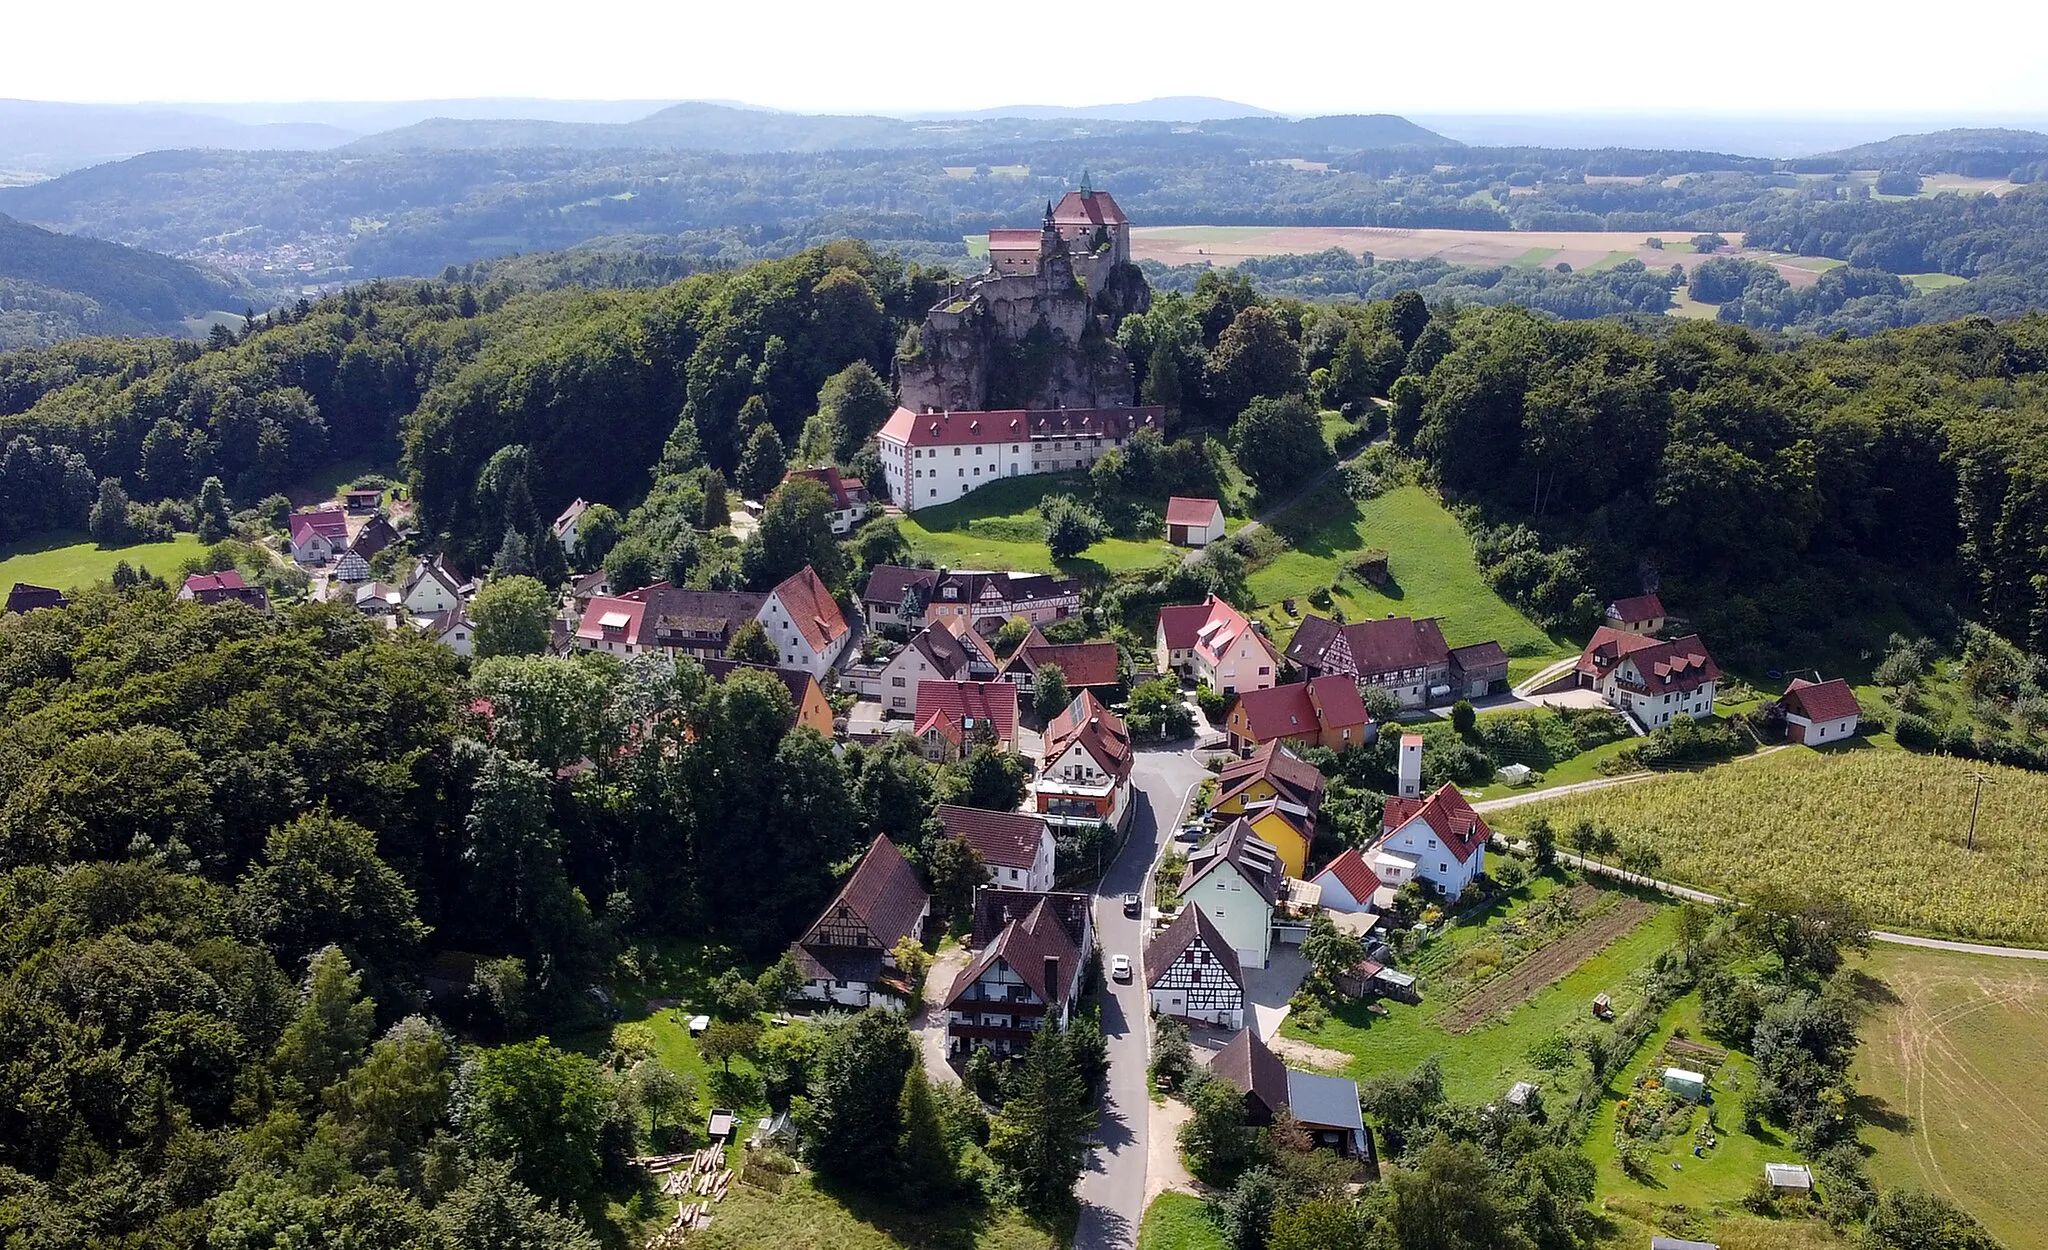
<box><xmin>640</xmin><ymin>1144</ymin><xmax>733</xmax><ymax>1246</ymax></box>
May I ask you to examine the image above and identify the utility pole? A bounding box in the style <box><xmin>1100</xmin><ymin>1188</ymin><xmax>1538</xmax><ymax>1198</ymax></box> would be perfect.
<box><xmin>1966</xmin><ymin>771</ymin><xmax>1991</xmax><ymax>851</ymax></box>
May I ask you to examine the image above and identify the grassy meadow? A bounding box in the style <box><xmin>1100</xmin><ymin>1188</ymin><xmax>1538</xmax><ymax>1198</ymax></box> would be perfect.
<box><xmin>689</xmin><ymin>1176</ymin><xmax>1055</xmax><ymax>1250</ymax></box>
<box><xmin>1489</xmin><ymin>748</ymin><xmax>2048</xmax><ymax>945</ymax></box>
<box><xmin>1137</xmin><ymin>1194</ymin><xmax>1224</xmax><ymax>1250</ymax></box>
<box><xmin>895</xmin><ymin>472</ymin><xmax>1183</xmax><ymax>575</ymax></box>
<box><xmin>0</xmin><ymin>530</ymin><xmax>205</xmax><ymax>593</ymax></box>
<box><xmin>1852</xmin><ymin>943</ymin><xmax>2048</xmax><ymax>1250</ymax></box>
<box><xmin>1248</xmin><ymin>484</ymin><xmax>1572</xmax><ymax>675</ymax></box>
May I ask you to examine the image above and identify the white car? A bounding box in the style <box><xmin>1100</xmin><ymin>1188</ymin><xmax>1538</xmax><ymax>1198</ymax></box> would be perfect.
<box><xmin>1110</xmin><ymin>954</ymin><xmax>1133</xmax><ymax>982</ymax></box>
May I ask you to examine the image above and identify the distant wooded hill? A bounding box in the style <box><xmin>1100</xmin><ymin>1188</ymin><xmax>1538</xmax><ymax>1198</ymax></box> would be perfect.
<box><xmin>0</xmin><ymin>212</ymin><xmax>245</xmax><ymax>350</ymax></box>
<box><xmin>1822</xmin><ymin>128</ymin><xmax>2048</xmax><ymax>177</ymax></box>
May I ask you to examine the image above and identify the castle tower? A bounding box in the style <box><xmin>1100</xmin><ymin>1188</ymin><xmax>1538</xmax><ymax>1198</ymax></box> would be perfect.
<box><xmin>1040</xmin><ymin>200</ymin><xmax>1058</xmax><ymax>256</ymax></box>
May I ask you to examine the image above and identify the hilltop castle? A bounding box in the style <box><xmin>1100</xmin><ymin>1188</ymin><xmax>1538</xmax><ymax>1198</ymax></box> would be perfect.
<box><xmin>895</xmin><ymin>186</ymin><xmax>1152</xmax><ymax>414</ymax></box>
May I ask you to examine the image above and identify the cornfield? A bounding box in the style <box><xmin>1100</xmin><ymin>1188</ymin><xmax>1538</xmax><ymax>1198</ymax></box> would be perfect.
<box><xmin>1491</xmin><ymin>749</ymin><xmax>2048</xmax><ymax>945</ymax></box>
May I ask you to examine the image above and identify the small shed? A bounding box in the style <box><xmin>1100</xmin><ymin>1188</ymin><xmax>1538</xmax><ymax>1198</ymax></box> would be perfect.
<box><xmin>1764</xmin><ymin>1162</ymin><xmax>1813</xmax><ymax>1192</ymax></box>
<box><xmin>1505</xmin><ymin>1081</ymin><xmax>1539</xmax><ymax>1112</ymax></box>
<box><xmin>1165</xmin><ymin>496</ymin><xmax>1226</xmax><ymax>547</ymax></box>
<box><xmin>707</xmin><ymin>1108</ymin><xmax>737</xmax><ymax>1141</ymax></box>
<box><xmin>1496</xmin><ymin>762</ymin><xmax>1532</xmax><ymax>786</ymax></box>
<box><xmin>1662</xmin><ymin>1067</ymin><xmax>1707</xmax><ymax>1101</ymax></box>
<box><xmin>688</xmin><ymin>1014</ymin><xmax>711</xmax><ymax>1036</ymax></box>
<box><xmin>1593</xmin><ymin>992</ymin><xmax>1614</xmax><ymax>1020</ymax></box>
<box><xmin>344</xmin><ymin>488</ymin><xmax>384</xmax><ymax>514</ymax></box>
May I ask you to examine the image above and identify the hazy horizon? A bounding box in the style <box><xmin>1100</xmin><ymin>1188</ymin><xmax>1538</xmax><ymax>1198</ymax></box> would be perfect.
<box><xmin>12</xmin><ymin>0</ymin><xmax>2045</xmax><ymax>117</ymax></box>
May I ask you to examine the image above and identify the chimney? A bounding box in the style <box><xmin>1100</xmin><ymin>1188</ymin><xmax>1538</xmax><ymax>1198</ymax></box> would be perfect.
<box><xmin>1398</xmin><ymin>733</ymin><xmax>1423</xmax><ymax>799</ymax></box>
<box><xmin>1043</xmin><ymin>955</ymin><xmax>1063</xmax><ymax>1002</ymax></box>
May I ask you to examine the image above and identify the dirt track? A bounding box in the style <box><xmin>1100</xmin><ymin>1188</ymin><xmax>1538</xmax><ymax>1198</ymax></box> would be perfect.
<box><xmin>1440</xmin><ymin>892</ymin><xmax>1654</xmax><ymax>1034</ymax></box>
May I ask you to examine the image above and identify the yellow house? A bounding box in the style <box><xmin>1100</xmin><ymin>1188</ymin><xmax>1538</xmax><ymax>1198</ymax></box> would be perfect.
<box><xmin>1212</xmin><ymin>741</ymin><xmax>1326</xmax><ymax>816</ymax></box>
<box><xmin>1239</xmin><ymin>800</ymin><xmax>1314</xmax><ymax>879</ymax></box>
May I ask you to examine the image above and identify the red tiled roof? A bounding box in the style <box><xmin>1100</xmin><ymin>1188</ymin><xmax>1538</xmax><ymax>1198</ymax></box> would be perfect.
<box><xmin>1615</xmin><ymin>634</ymin><xmax>1721</xmax><ymax>696</ymax></box>
<box><xmin>288</xmin><ymin>509</ymin><xmax>348</xmax><ymax>542</ymax></box>
<box><xmin>1783</xmin><ymin>677</ymin><xmax>1861</xmax><ymax>722</ymax></box>
<box><xmin>184</xmin><ymin>570</ymin><xmax>248</xmax><ymax>594</ymax></box>
<box><xmin>988</xmin><ymin>228</ymin><xmax>1043</xmax><ymax>250</ymax></box>
<box><xmin>1216</xmin><ymin>740</ymin><xmax>1327</xmax><ymax>810</ymax></box>
<box><xmin>1231</xmin><ymin>676</ymin><xmax>1371</xmax><ymax>743</ymax></box>
<box><xmin>1315</xmin><ymin>847</ymin><xmax>1384</xmax><ymax>904</ymax></box>
<box><xmin>914</xmin><ymin>680</ymin><xmax>1018</xmax><ymax>748</ymax></box>
<box><xmin>1158</xmin><ymin>595</ymin><xmax>1271</xmax><ymax>667</ymax></box>
<box><xmin>1576</xmin><ymin>625</ymin><xmax>1662</xmax><ymax>679</ymax></box>
<box><xmin>1607</xmin><ymin>593</ymin><xmax>1665</xmax><ymax>624</ymax></box>
<box><xmin>1286</xmin><ymin>614</ymin><xmax>1452</xmax><ymax>676</ymax></box>
<box><xmin>1165</xmin><ymin>496</ymin><xmax>1223</xmax><ymax>527</ymax></box>
<box><xmin>1209</xmin><ymin>1026</ymin><xmax>1289</xmax><ymax>1122</ymax></box>
<box><xmin>1145</xmin><ymin>902</ymin><xmax>1241</xmax><ymax>990</ymax></box>
<box><xmin>769</xmin><ymin>565</ymin><xmax>849</xmax><ymax>655</ymax></box>
<box><xmin>800</xmin><ymin>834</ymin><xmax>929</xmax><ymax>952</ymax></box>
<box><xmin>946</xmin><ymin>897</ymin><xmax>1081</xmax><ymax>1011</ymax></box>
<box><xmin>938</xmin><ymin>804</ymin><xmax>1047</xmax><ymax>871</ymax></box>
<box><xmin>576</xmin><ymin>594</ymin><xmax>651</xmax><ymax>646</ymax></box>
<box><xmin>1054</xmin><ymin>189</ymin><xmax>1128</xmax><ymax>228</ymax></box>
<box><xmin>1008</xmin><ymin>632</ymin><xmax>1123</xmax><ymax>688</ymax></box>
<box><xmin>1040</xmin><ymin>690</ymin><xmax>1134</xmax><ymax>781</ymax></box>
<box><xmin>1379</xmin><ymin>783</ymin><xmax>1490</xmax><ymax>864</ymax></box>
<box><xmin>877</xmin><ymin>404</ymin><xmax>1161</xmax><ymax>450</ymax></box>
<box><xmin>783</xmin><ymin>466</ymin><xmax>867</xmax><ymax>511</ymax></box>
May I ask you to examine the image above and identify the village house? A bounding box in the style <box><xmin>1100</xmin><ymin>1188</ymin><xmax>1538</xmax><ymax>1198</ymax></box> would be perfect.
<box><xmin>287</xmin><ymin>509</ymin><xmax>349</xmax><ymax>564</ymax></box>
<box><xmin>1575</xmin><ymin>627</ymin><xmax>1721</xmax><ymax>730</ymax></box>
<box><xmin>1605</xmin><ymin>593</ymin><xmax>1667</xmax><ymax>636</ymax></box>
<box><xmin>401</xmin><ymin>554</ymin><xmax>474</xmax><ymax>618</ymax></box>
<box><xmin>782</xmin><ymin>466</ymin><xmax>872</xmax><ymax>534</ymax></box>
<box><xmin>1224</xmin><ymin>675</ymin><xmax>1372</xmax><ymax>754</ymax></box>
<box><xmin>862</xmin><ymin>618</ymin><xmax>1001</xmax><ymax>712</ymax></box>
<box><xmin>1145</xmin><ymin>903</ymin><xmax>1244</xmax><ymax>1030</ymax></box>
<box><xmin>332</xmin><ymin>549</ymin><xmax>371</xmax><ymax>583</ymax></box>
<box><xmin>415</xmin><ymin>608</ymin><xmax>474</xmax><ymax>658</ymax></box>
<box><xmin>1369</xmin><ymin>753</ymin><xmax>1492</xmax><ymax>899</ymax></box>
<box><xmin>913</xmin><ymin>679</ymin><xmax>1019</xmax><ymax>762</ymax></box>
<box><xmin>1232</xmin><ymin>797</ymin><xmax>1316</xmax><ymax>881</ymax></box>
<box><xmin>1311</xmin><ymin>847</ymin><xmax>1384</xmax><ymax>914</ymax></box>
<box><xmin>877</xmin><ymin>403</ymin><xmax>1163</xmax><ymax>512</ymax></box>
<box><xmin>938</xmin><ymin>804</ymin><xmax>1056</xmax><ymax>892</ymax></box>
<box><xmin>1156</xmin><ymin>594</ymin><xmax>1279</xmax><ymax>696</ymax></box>
<box><xmin>945</xmin><ymin>886</ymin><xmax>1093</xmax><ymax>1057</ymax></box>
<box><xmin>4</xmin><ymin>583</ymin><xmax>67</xmax><ymax>614</ymax></box>
<box><xmin>1034</xmin><ymin>690</ymin><xmax>1135</xmax><ymax>831</ymax></box>
<box><xmin>1181</xmin><ymin>818</ymin><xmax>1285</xmax><ymax>968</ymax></box>
<box><xmin>1208</xmin><ymin>1027</ymin><xmax>1367</xmax><ymax>1155</ymax></box>
<box><xmin>551</xmin><ymin>499</ymin><xmax>590</xmax><ymax>556</ymax></box>
<box><xmin>354</xmin><ymin>582</ymin><xmax>403</xmax><ymax>615</ymax></box>
<box><xmin>1000</xmin><ymin>626</ymin><xmax>1124</xmax><ymax>695</ymax></box>
<box><xmin>758</xmin><ymin>565</ymin><xmax>852</xmax><ymax>678</ymax></box>
<box><xmin>179</xmin><ymin>569</ymin><xmax>269</xmax><ymax>611</ymax></box>
<box><xmin>1286</xmin><ymin>613</ymin><xmax>1508</xmax><ymax>707</ymax></box>
<box><xmin>1213</xmin><ymin>741</ymin><xmax>1327</xmax><ymax>819</ymax></box>
<box><xmin>859</xmin><ymin>565</ymin><xmax>1081</xmax><ymax>635</ymax></box>
<box><xmin>700</xmin><ymin>659</ymin><xmax>837</xmax><ymax>737</ymax></box>
<box><xmin>1779</xmin><ymin>677</ymin><xmax>1862</xmax><ymax>745</ymax></box>
<box><xmin>574</xmin><ymin>585</ymin><xmax>766</xmax><ymax>658</ymax></box>
<box><xmin>1165</xmin><ymin>496</ymin><xmax>1226</xmax><ymax>547</ymax></box>
<box><xmin>351</xmin><ymin>514</ymin><xmax>401</xmax><ymax>561</ymax></box>
<box><xmin>789</xmin><ymin>834</ymin><xmax>931</xmax><ymax>1011</ymax></box>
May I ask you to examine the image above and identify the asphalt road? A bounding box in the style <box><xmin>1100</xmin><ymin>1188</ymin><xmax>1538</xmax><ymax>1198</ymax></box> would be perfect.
<box><xmin>1074</xmin><ymin>744</ymin><xmax>1208</xmax><ymax>1250</ymax></box>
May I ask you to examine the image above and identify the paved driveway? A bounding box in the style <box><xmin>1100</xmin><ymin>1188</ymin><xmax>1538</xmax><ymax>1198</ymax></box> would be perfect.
<box><xmin>1075</xmin><ymin>745</ymin><xmax>1208</xmax><ymax>1250</ymax></box>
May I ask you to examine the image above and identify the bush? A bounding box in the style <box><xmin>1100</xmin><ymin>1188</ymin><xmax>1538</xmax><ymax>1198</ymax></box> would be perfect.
<box><xmin>1450</xmin><ymin>699</ymin><xmax>1476</xmax><ymax>735</ymax></box>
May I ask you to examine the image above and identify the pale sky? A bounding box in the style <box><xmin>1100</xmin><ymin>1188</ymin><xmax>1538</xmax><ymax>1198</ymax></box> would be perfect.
<box><xmin>8</xmin><ymin>0</ymin><xmax>2047</xmax><ymax>117</ymax></box>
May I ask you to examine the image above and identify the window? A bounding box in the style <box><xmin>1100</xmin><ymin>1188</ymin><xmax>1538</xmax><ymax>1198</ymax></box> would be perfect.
<box><xmin>1439</xmin><ymin>862</ymin><xmax>1448</xmax><ymax>872</ymax></box>
<box><xmin>953</xmin><ymin>447</ymin><xmax>961</xmax><ymax>456</ymax></box>
<box><xmin>891</xmin><ymin>676</ymin><xmax>905</xmax><ymax>687</ymax></box>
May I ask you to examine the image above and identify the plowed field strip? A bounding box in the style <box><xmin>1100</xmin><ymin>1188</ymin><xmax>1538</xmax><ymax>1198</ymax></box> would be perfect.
<box><xmin>1443</xmin><ymin>897</ymin><xmax>1655</xmax><ymax>1034</ymax></box>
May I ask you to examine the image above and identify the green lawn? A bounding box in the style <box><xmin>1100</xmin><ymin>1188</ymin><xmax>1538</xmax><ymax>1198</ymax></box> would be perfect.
<box><xmin>1903</xmin><ymin>271</ymin><xmax>1969</xmax><ymax>292</ymax></box>
<box><xmin>283</xmin><ymin>457</ymin><xmax>395</xmax><ymax>508</ymax></box>
<box><xmin>897</xmin><ymin>473</ymin><xmax>1181</xmax><ymax>576</ymax></box>
<box><xmin>1512</xmin><ymin>247</ymin><xmax>1561</xmax><ymax>268</ymax></box>
<box><xmin>1249</xmin><ymin>484</ymin><xmax>1571</xmax><ymax>663</ymax></box>
<box><xmin>1587</xmin><ymin>994</ymin><xmax>1803</xmax><ymax>1211</ymax></box>
<box><xmin>1586</xmin><ymin>251</ymin><xmax>1635</xmax><ymax>272</ymax></box>
<box><xmin>689</xmin><ymin>1176</ymin><xmax>1054</xmax><ymax>1250</ymax></box>
<box><xmin>1284</xmin><ymin>882</ymin><xmax>1674</xmax><ymax>1104</ymax></box>
<box><xmin>0</xmin><ymin>530</ymin><xmax>206</xmax><ymax>593</ymax></box>
<box><xmin>1852</xmin><ymin>944</ymin><xmax>2048</xmax><ymax>1250</ymax></box>
<box><xmin>1138</xmin><ymin>1193</ymin><xmax>1224</xmax><ymax>1250</ymax></box>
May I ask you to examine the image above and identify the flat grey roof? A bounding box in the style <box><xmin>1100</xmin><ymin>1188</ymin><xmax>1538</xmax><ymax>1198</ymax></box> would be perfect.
<box><xmin>1285</xmin><ymin>1068</ymin><xmax>1363</xmax><ymax>1132</ymax></box>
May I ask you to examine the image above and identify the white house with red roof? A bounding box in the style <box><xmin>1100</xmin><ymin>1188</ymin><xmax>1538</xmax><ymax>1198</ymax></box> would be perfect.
<box><xmin>1165</xmin><ymin>496</ymin><xmax>1226</xmax><ymax>547</ymax></box>
<box><xmin>782</xmin><ymin>466</ymin><xmax>871</xmax><ymax>534</ymax></box>
<box><xmin>876</xmin><ymin>404</ymin><xmax>1162</xmax><ymax>511</ymax></box>
<box><xmin>945</xmin><ymin>888</ymin><xmax>1092</xmax><ymax>1056</ymax></box>
<box><xmin>179</xmin><ymin>569</ymin><xmax>269</xmax><ymax>610</ymax></box>
<box><xmin>1155</xmin><ymin>594</ymin><xmax>1279</xmax><ymax>696</ymax></box>
<box><xmin>913</xmin><ymin>679</ymin><xmax>1019</xmax><ymax>761</ymax></box>
<box><xmin>789</xmin><ymin>835</ymin><xmax>932</xmax><ymax>1010</ymax></box>
<box><xmin>1369</xmin><ymin>783</ymin><xmax>1491</xmax><ymax>901</ymax></box>
<box><xmin>1779</xmin><ymin>678</ymin><xmax>1861</xmax><ymax>746</ymax></box>
<box><xmin>938</xmin><ymin>804</ymin><xmax>1056</xmax><ymax>892</ymax></box>
<box><xmin>760</xmin><ymin>565</ymin><xmax>851</xmax><ymax>678</ymax></box>
<box><xmin>1311</xmin><ymin>847</ymin><xmax>1384</xmax><ymax>914</ymax></box>
<box><xmin>1052</xmin><ymin>187</ymin><xmax>1131</xmax><ymax>263</ymax></box>
<box><xmin>865</xmin><ymin>617</ymin><xmax>1001</xmax><ymax>711</ymax></box>
<box><xmin>1576</xmin><ymin>627</ymin><xmax>1721</xmax><ymax>730</ymax></box>
<box><xmin>286</xmin><ymin>509</ymin><xmax>348</xmax><ymax>564</ymax></box>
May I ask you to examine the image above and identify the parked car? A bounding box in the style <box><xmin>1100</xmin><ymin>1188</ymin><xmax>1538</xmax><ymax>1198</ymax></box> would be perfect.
<box><xmin>1177</xmin><ymin>824</ymin><xmax>1204</xmax><ymax>843</ymax></box>
<box><xmin>1110</xmin><ymin>954</ymin><xmax>1133</xmax><ymax>981</ymax></box>
<box><xmin>1121</xmin><ymin>892</ymin><xmax>1141</xmax><ymax>917</ymax></box>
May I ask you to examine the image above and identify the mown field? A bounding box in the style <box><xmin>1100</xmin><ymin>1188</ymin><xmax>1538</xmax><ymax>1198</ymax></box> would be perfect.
<box><xmin>1249</xmin><ymin>483</ymin><xmax>1572</xmax><ymax>679</ymax></box>
<box><xmin>689</xmin><ymin>1176</ymin><xmax>1054</xmax><ymax>1250</ymax></box>
<box><xmin>0</xmin><ymin>530</ymin><xmax>205</xmax><ymax>593</ymax></box>
<box><xmin>1282</xmin><ymin>875</ymin><xmax>1675</xmax><ymax>1103</ymax></box>
<box><xmin>1489</xmin><ymin>748</ymin><xmax>2048</xmax><ymax>945</ymax></box>
<box><xmin>1852</xmin><ymin>943</ymin><xmax>2048</xmax><ymax>1250</ymax></box>
<box><xmin>895</xmin><ymin>473</ymin><xmax>1184</xmax><ymax>575</ymax></box>
<box><xmin>1137</xmin><ymin>1193</ymin><xmax>1223</xmax><ymax>1250</ymax></box>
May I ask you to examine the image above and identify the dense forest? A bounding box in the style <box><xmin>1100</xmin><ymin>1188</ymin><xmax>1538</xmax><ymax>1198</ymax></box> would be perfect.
<box><xmin>0</xmin><ymin>213</ymin><xmax>250</xmax><ymax>351</ymax></box>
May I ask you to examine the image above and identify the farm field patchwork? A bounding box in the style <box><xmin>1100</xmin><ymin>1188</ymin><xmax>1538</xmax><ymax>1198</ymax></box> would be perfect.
<box><xmin>1490</xmin><ymin>748</ymin><xmax>2048</xmax><ymax>945</ymax></box>
<box><xmin>896</xmin><ymin>472</ymin><xmax>1182</xmax><ymax>575</ymax></box>
<box><xmin>0</xmin><ymin>530</ymin><xmax>205</xmax><ymax>593</ymax></box>
<box><xmin>1283</xmin><ymin>877</ymin><xmax>1674</xmax><ymax>1103</ymax></box>
<box><xmin>1249</xmin><ymin>484</ymin><xmax>1571</xmax><ymax>665</ymax></box>
<box><xmin>1852</xmin><ymin>943</ymin><xmax>2048</xmax><ymax>1250</ymax></box>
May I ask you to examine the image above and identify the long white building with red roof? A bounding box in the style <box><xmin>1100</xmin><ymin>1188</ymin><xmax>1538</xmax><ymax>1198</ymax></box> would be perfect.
<box><xmin>877</xmin><ymin>403</ymin><xmax>1162</xmax><ymax>511</ymax></box>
